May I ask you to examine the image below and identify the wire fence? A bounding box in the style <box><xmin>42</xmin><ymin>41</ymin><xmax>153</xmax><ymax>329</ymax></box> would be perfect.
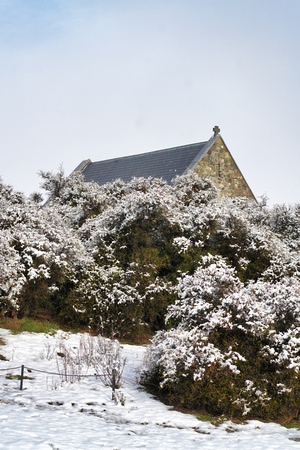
<box><xmin>0</xmin><ymin>355</ymin><xmax>146</xmax><ymax>396</ymax></box>
<box><xmin>0</xmin><ymin>365</ymin><xmax>107</xmax><ymax>377</ymax></box>
<box><xmin>0</xmin><ymin>332</ymin><xmax>146</xmax><ymax>399</ymax></box>
<box><xmin>0</xmin><ymin>363</ymin><xmax>118</xmax><ymax>395</ymax></box>
<box><xmin>0</xmin><ymin>366</ymin><xmax>22</xmax><ymax>372</ymax></box>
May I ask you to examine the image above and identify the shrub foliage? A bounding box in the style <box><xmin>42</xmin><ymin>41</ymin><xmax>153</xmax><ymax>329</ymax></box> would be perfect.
<box><xmin>141</xmin><ymin>258</ymin><xmax>300</xmax><ymax>420</ymax></box>
<box><xmin>1</xmin><ymin>170</ymin><xmax>300</xmax><ymax>420</ymax></box>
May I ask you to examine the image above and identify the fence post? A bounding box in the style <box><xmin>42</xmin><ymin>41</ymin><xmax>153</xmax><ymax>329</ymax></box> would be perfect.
<box><xmin>112</xmin><ymin>369</ymin><xmax>116</xmax><ymax>400</ymax></box>
<box><xmin>20</xmin><ymin>365</ymin><xmax>24</xmax><ymax>390</ymax></box>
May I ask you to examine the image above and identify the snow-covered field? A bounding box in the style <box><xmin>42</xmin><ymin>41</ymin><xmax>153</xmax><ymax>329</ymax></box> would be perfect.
<box><xmin>0</xmin><ymin>329</ymin><xmax>299</xmax><ymax>450</ymax></box>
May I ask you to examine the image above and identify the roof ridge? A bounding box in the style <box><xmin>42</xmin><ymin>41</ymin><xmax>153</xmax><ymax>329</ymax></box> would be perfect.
<box><xmin>90</xmin><ymin>141</ymin><xmax>208</xmax><ymax>164</ymax></box>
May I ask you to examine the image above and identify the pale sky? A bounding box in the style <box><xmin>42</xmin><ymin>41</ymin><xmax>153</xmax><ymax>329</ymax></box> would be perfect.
<box><xmin>0</xmin><ymin>0</ymin><xmax>299</xmax><ymax>205</ymax></box>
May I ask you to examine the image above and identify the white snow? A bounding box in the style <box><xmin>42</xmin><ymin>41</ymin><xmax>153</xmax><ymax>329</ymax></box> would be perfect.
<box><xmin>0</xmin><ymin>328</ymin><xmax>299</xmax><ymax>449</ymax></box>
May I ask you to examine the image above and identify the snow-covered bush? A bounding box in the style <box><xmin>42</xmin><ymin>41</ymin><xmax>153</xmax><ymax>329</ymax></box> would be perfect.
<box><xmin>2</xmin><ymin>168</ymin><xmax>299</xmax><ymax>365</ymax></box>
<box><xmin>0</xmin><ymin>179</ymin><xmax>91</xmax><ymax>319</ymax></box>
<box><xmin>141</xmin><ymin>258</ymin><xmax>300</xmax><ymax>421</ymax></box>
<box><xmin>72</xmin><ymin>177</ymin><xmax>183</xmax><ymax>337</ymax></box>
<box><xmin>0</xmin><ymin>229</ymin><xmax>25</xmax><ymax>312</ymax></box>
<box><xmin>172</xmin><ymin>172</ymin><xmax>218</xmax><ymax>206</ymax></box>
<box><xmin>268</xmin><ymin>203</ymin><xmax>300</xmax><ymax>251</ymax></box>
<box><xmin>70</xmin><ymin>265</ymin><xmax>143</xmax><ymax>339</ymax></box>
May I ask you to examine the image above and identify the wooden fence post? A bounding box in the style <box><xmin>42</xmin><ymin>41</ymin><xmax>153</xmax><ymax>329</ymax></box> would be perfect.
<box><xmin>112</xmin><ymin>369</ymin><xmax>116</xmax><ymax>400</ymax></box>
<box><xmin>20</xmin><ymin>365</ymin><xmax>24</xmax><ymax>390</ymax></box>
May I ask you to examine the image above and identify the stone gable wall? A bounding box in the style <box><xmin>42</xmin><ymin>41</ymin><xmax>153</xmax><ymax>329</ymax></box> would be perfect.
<box><xmin>193</xmin><ymin>137</ymin><xmax>255</xmax><ymax>200</ymax></box>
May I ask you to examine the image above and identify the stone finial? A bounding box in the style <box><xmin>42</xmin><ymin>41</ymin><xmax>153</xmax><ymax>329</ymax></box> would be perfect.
<box><xmin>213</xmin><ymin>125</ymin><xmax>220</xmax><ymax>136</ymax></box>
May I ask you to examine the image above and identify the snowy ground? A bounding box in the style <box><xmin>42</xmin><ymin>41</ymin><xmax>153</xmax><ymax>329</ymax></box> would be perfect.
<box><xmin>0</xmin><ymin>329</ymin><xmax>300</xmax><ymax>450</ymax></box>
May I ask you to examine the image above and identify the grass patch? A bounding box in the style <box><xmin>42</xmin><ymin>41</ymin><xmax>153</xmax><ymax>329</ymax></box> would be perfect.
<box><xmin>0</xmin><ymin>315</ymin><xmax>93</xmax><ymax>335</ymax></box>
<box><xmin>194</xmin><ymin>412</ymin><xmax>248</xmax><ymax>427</ymax></box>
<box><xmin>14</xmin><ymin>319</ymin><xmax>59</xmax><ymax>334</ymax></box>
<box><xmin>195</xmin><ymin>413</ymin><xmax>227</xmax><ymax>427</ymax></box>
<box><xmin>283</xmin><ymin>423</ymin><xmax>300</xmax><ymax>430</ymax></box>
<box><xmin>6</xmin><ymin>373</ymin><xmax>35</xmax><ymax>380</ymax></box>
<box><xmin>195</xmin><ymin>412</ymin><xmax>300</xmax><ymax>429</ymax></box>
<box><xmin>0</xmin><ymin>317</ymin><xmax>59</xmax><ymax>335</ymax></box>
<box><xmin>195</xmin><ymin>413</ymin><xmax>217</xmax><ymax>423</ymax></box>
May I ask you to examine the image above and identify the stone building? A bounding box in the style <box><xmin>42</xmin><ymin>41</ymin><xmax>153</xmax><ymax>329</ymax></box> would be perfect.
<box><xmin>73</xmin><ymin>127</ymin><xmax>255</xmax><ymax>200</ymax></box>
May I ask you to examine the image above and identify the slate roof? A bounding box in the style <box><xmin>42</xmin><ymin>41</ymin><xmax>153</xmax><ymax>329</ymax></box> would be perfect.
<box><xmin>74</xmin><ymin>135</ymin><xmax>218</xmax><ymax>185</ymax></box>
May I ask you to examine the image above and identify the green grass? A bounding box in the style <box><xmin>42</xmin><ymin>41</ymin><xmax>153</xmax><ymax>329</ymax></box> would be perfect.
<box><xmin>0</xmin><ymin>317</ymin><xmax>59</xmax><ymax>335</ymax></box>
<box><xmin>195</xmin><ymin>413</ymin><xmax>227</xmax><ymax>426</ymax></box>
<box><xmin>0</xmin><ymin>315</ymin><xmax>92</xmax><ymax>335</ymax></box>
<box><xmin>11</xmin><ymin>318</ymin><xmax>59</xmax><ymax>334</ymax></box>
<box><xmin>195</xmin><ymin>412</ymin><xmax>300</xmax><ymax>429</ymax></box>
<box><xmin>195</xmin><ymin>413</ymin><xmax>247</xmax><ymax>427</ymax></box>
<box><xmin>195</xmin><ymin>413</ymin><xmax>217</xmax><ymax>422</ymax></box>
<box><xmin>283</xmin><ymin>423</ymin><xmax>300</xmax><ymax>430</ymax></box>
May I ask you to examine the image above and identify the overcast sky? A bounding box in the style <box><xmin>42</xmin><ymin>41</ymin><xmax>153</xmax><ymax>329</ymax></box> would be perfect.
<box><xmin>0</xmin><ymin>0</ymin><xmax>299</xmax><ymax>205</ymax></box>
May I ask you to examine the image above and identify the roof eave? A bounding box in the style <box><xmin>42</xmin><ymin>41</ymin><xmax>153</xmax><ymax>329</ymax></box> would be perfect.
<box><xmin>71</xmin><ymin>159</ymin><xmax>92</xmax><ymax>175</ymax></box>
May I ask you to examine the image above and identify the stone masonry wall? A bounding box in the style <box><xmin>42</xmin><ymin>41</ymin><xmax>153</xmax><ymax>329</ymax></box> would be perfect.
<box><xmin>193</xmin><ymin>137</ymin><xmax>255</xmax><ymax>200</ymax></box>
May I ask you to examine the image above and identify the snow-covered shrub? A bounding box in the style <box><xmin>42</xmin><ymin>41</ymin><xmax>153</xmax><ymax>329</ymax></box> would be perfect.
<box><xmin>0</xmin><ymin>179</ymin><xmax>92</xmax><ymax>319</ymax></box>
<box><xmin>70</xmin><ymin>265</ymin><xmax>144</xmax><ymax>339</ymax></box>
<box><xmin>200</xmin><ymin>198</ymin><xmax>281</xmax><ymax>282</ymax></box>
<box><xmin>73</xmin><ymin>178</ymin><xmax>183</xmax><ymax>336</ymax></box>
<box><xmin>0</xmin><ymin>229</ymin><xmax>25</xmax><ymax>312</ymax></box>
<box><xmin>172</xmin><ymin>172</ymin><xmax>218</xmax><ymax>206</ymax></box>
<box><xmin>39</xmin><ymin>168</ymin><xmax>108</xmax><ymax>226</ymax></box>
<box><xmin>141</xmin><ymin>258</ymin><xmax>300</xmax><ymax>421</ymax></box>
<box><xmin>268</xmin><ymin>203</ymin><xmax>300</xmax><ymax>251</ymax></box>
<box><xmin>2</xmin><ymin>168</ymin><xmax>299</xmax><ymax>355</ymax></box>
